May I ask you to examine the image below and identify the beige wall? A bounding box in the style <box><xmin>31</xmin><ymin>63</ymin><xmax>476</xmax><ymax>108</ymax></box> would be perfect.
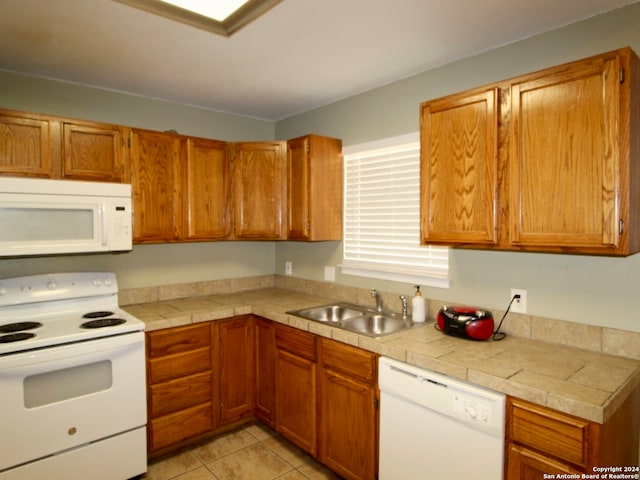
<box><xmin>2</xmin><ymin>4</ymin><xmax>640</xmax><ymax>333</ymax></box>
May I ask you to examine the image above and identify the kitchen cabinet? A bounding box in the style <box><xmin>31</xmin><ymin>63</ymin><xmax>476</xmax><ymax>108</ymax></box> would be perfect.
<box><xmin>218</xmin><ymin>315</ymin><xmax>255</xmax><ymax>425</ymax></box>
<box><xmin>0</xmin><ymin>108</ymin><xmax>127</xmax><ymax>181</ymax></box>
<box><xmin>420</xmin><ymin>47</ymin><xmax>640</xmax><ymax>255</ymax></box>
<box><xmin>287</xmin><ymin>134</ymin><xmax>343</xmax><ymax>241</ymax></box>
<box><xmin>254</xmin><ymin>316</ymin><xmax>277</xmax><ymax>428</ymax></box>
<box><xmin>318</xmin><ymin>338</ymin><xmax>378</xmax><ymax>480</ymax></box>
<box><xmin>506</xmin><ymin>392</ymin><xmax>640</xmax><ymax>479</ymax></box>
<box><xmin>130</xmin><ymin>128</ymin><xmax>183</xmax><ymax>242</ymax></box>
<box><xmin>275</xmin><ymin>323</ymin><xmax>317</xmax><ymax>455</ymax></box>
<box><xmin>420</xmin><ymin>87</ymin><xmax>499</xmax><ymax>245</ymax></box>
<box><xmin>62</xmin><ymin>120</ymin><xmax>128</xmax><ymax>181</ymax></box>
<box><xmin>0</xmin><ymin>110</ymin><xmax>54</xmax><ymax>177</ymax></box>
<box><xmin>232</xmin><ymin>141</ymin><xmax>287</xmax><ymax>239</ymax></box>
<box><xmin>184</xmin><ymin>137</ymin><xmax>232</xmax><ymax>240</ymax></box>
<box><xmin>146</xmin><ymin>322</ymin><xmax>218</xmax><ymax>454</ymax></box>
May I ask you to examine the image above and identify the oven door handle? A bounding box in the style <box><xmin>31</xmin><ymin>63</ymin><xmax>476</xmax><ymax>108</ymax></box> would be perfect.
<box><xmin>0</xmin><ymin>332</ymin><xmax>143</xmax><ymax>373</ymax></box>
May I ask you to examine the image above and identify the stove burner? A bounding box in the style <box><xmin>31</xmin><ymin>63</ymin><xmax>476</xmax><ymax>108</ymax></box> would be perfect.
<box><xmin>0</xmin><ymin>332</ymin><xmax>36</xmax><ymax>343</ymax></box>
<box><xmin>82</xmin><ymin>311</ymin><xmax>114</xmax><ymax>319</ymax></box>
<box><xmin>0</xmin><ymin>322</ymin><xmax>43</xmax><ymax>334</ymax></box>
<box><xmin>81</xmin><ymin>318</ymin><xmax>127</xmax><ymax>329</ymax></box>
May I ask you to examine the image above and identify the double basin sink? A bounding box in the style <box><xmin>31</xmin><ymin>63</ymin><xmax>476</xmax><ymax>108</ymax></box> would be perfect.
<box><xmin>286</xmin><ymin>302</ymin><xmax>413</xmax><ymax>337</ymax></box>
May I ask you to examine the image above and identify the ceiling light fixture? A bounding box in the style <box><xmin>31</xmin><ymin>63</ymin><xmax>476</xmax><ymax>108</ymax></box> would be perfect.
<box><xmin>114</xmin><ymin>0</ymin><xmax>283</xmax><ymax>37</ymax></box>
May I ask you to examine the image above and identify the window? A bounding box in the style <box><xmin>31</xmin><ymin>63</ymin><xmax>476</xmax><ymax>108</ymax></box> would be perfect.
<box><xmin>341</xmin><ymin>133</ymin><xmax>450</xmax><ymax>288</ymax></box>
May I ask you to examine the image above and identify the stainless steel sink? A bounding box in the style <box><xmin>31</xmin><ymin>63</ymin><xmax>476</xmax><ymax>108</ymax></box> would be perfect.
<box><xmin>339</xmin><ymin>312</ymin><xmax>413</xmax><ymax>337</ymax></box>
<box><xmin>287</xmin><ymin>303</ymin><xmax>414</xmax><ymax>337</ymax></box>
<box><xmin>286</xmin><ymin>303</ymin><xmax>366</xmax><ymax>323</ymax></box>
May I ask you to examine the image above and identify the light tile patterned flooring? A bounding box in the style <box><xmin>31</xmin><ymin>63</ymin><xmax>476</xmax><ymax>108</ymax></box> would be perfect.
<box><xmin>145</xmin><ymin>423</ymin><xmax>342</xmax><ymax>480</ymax></box>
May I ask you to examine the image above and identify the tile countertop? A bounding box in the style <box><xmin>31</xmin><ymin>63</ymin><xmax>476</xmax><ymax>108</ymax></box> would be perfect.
<box><xmin>123</xmin><ymin>288</ymin><xmax>640</xmax><ymax>425</ymax></box>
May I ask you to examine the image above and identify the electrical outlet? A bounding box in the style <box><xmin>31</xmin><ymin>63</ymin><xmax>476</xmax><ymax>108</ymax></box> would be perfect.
<box><xmin>285</xmin><ymin>261</ymin><xmax>292</xmax><ymax>276</ymax></box>
<box><xmin>324</xmin><ymin>266</ymin><xmax>336</xmax><ymax>282</ymax></box>
<box><xmin>510</xmin><ymin>288</ymin><xmax>527</xmax><ymax>314</ymax></box>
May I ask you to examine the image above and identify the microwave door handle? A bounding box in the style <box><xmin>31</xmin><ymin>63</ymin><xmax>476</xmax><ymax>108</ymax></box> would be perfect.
<box><xmin>100</xmin><ymin>203</ymin><xmax>108</xmax><ymax>245</ymax></box>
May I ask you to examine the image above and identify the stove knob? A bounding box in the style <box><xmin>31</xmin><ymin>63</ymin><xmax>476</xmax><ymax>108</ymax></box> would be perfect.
<box><xmin>47</xmin><ymin>280</ymin><xmax>57</xmax><ymax>290</ymax></box>
<box><xmin>93</xmin><ymin>278</ymin><xmax>102</xmax><ymax>287</ymax></box>
<box><xmin>0</xmin><ymin>285</ymin><xmax>6</xmax><ymax>296</ymax></box>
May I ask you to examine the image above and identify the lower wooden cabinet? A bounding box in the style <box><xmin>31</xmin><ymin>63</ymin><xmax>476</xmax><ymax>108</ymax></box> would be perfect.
<box><xmin>275</xmin><ymin>323</ymin><xmax>318</xmax><ymax>455</ymax></box>
<box><xmin>146</xmin><ymin>322</ymin><xmax>216</xmax><ymax>453</ymax></box>
<box><xmin>506</xmin><ymin>393</ymin><xmax>640</xmax><ymax>479</ymax></box>
<box><xmin>219</xmin><ymin>315</ymin><xmax>255</xmax><ymax>424</ymax></box>
<box><xmin>255</xmin><ymin>317</ymin><xmax>276</xmax><ymax>427</ymax></box>
<box><xmin>318</xmin><ymin>338</ymin><xmax>378</xmax><ymax>480</ymax></box>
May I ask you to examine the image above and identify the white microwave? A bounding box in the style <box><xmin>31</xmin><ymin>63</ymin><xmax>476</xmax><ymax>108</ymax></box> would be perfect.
<box><xmin>0</xmin><ymin>177</ymin><xmax>132</xmax><ymax>257</ymax></box>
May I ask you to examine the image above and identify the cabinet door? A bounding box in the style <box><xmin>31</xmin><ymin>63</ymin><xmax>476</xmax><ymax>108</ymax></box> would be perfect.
<box><xmin>276</xmin><ymin>349</ymin><xmax>316</xmax><ymax>455</ymax></box>
<box><xmin>0</xmin><ymin>112</ymin><xmax>52</xmax><ymax>177</ymax></box>
<box><xmin>219</xmin><ymin>316</ymin><xmax>255</xmax><ymax>424</ymax></box>
<box><xmin>509</xmin><ymin>54</ymin><xmax>622</xmax><ymax>251</ymax></box>
<box><xmin>233</xmin><ymin>141</ymin><xmax>286</xmax><ymax>239</ymax></box>
<box><xmin>287</xmin><ymin>135</ymin><xmax>343</xmax><ymax>241</ymax></box>
<box><xmin>507</xmin><ymin>444</ymin><xmax>582</xmax><ymax>480</ymax></box>
<box><xmin>62</xmin><ymin>121</ymin><xmax>127</xmax><ymax>182</ymax></box>
<box><xmin>287</xmin><ymin>136</ymin><xmax>310</xmax><ymax>239</ymax></box>
<box><xmin>255</xmin><ymin>317</ymin><xmax>276</xmax><ymax>427</ymax></box>
<box><xmin>420</xmin><ymin>87</ymin><xmax>499</xmax><ymax>245</ymax></box>
<box><xmin>130</xmin><ymin>129</ymin><xmax>182</xmax><ymax>242</ymax></box>
<box><xmin>184</xmin><ymin>138</ymin><xmax>232</xmax><ymax>239</ymax></box>
<box><xmin>318</xmin><ymin>369</ymin><xmax>377</xmax><ymax>480</ymax></box>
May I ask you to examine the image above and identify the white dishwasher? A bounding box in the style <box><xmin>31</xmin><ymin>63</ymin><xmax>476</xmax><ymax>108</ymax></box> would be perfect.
<box><xmin>378</xmin><ymin>357</ymin><xmax>506</xmax><ymax>480</ymax></box>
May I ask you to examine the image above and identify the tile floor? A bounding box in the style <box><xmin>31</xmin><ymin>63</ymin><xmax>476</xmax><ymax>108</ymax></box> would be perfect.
<box><xmin>144</xmin><ymin>423</ymin><xmax>342</xmax><ymax>480</ymax></box>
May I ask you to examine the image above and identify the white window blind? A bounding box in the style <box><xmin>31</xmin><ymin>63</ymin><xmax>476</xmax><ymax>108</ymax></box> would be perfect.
<box><xmin>341</xmin><ymin>133</ymin><xmax>450</xmax><ymax>288</ymax></box>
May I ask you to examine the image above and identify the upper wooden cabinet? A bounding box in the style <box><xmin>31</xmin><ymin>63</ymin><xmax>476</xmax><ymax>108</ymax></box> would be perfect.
<box><xmin>287</xmin><ymin>134</ymin><xmax>343</xmax><ymax>241</ymax></box>
<box><xmin>232</xmin><ymin>141</ymin><xmax>287</xmax><ymax>239</ymax></box>
<box><xmin>130</xmin><ymin>129</ymin><xmax>182</xmax><ymax>242</ymax></box>
<box><xmin>420</xmin><ymin>47</ymin><xmax>640</xmax><ymax>256</ymax></box>
<box><xmin>420</xmin><ymin>87</ymin><xmax>499</xmax><ymax>245</ymax></box>
<box><xmin>0</xmin><ymin>109</ymin><xmax>127</xmax><ymax>181</ymax></box>
<box><xmin>62</xmin><ymin>120</ymin><xmax>127</xmax><ymax>182</ymax></box>
<box><xmin>0</xmin><ymin>111</ymin><xmax>52</xmax><ymax>177</ymax></box>
<box><xmin>184</xmin><ymin>138</ymin><xmax>232</xmax><ymax>240</ymax></box>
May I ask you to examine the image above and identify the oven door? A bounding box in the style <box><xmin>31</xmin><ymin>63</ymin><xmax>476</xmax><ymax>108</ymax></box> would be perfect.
<box><xmin>0</xmin><ymin>332</ymin><xmax>146</xmax><ymax>473</ymax></box>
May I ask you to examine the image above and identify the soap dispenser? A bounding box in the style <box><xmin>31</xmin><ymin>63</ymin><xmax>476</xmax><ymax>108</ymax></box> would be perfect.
<box><xmin>411</xmin><ymin>285</ymin><xmax>426</xmax><ymax>323</ymax></box>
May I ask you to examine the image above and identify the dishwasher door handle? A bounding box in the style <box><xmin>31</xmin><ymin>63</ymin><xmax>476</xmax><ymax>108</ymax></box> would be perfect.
<box><xmin>389</xmin><ymin>365</ymin><xmax>447</xmax><ymax>388</ymax></box>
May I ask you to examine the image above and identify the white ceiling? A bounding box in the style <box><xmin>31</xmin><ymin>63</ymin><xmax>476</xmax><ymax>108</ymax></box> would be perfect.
<box><xmin>0</xmin><ymin>0</ymin><xmax>637</xmax><ymax>121</ymax></box>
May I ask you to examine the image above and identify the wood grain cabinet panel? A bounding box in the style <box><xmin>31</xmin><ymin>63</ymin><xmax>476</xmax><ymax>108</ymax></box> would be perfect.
<box><xmin>275</xmin><ymin>323</ymin><xmax>317</xmax><ymax>455</ymax></box>
<box><xmin>287</xmin><ymin>134</ymin><xmax>343</xmax><ymax>241</ymax></box>
<box><xmin>420</xmin><ymin>87</ymin><xmax>499</xmax><ymax>245</ymax></box>
<box><xmin>62</xmin><ymin>121</ymin><xmax>127</xmax><ymax>181</ymax></box>
<box><xmin>318</xmin><ymin>338</ymin><xmax>378</xmax><ymax>480</ymax></box>
<box><xmin>184</xmin><ymin>137</ymin><xmax>232</xmax><ymax>240</ymax></box>
<box><xmin>0</xmin><ymin>112</ymin><xmax>52</xmax><ymax>177</ymax></box>
<box><xmin>219</xmin><ymin>316</ymin><xmax>255</xmax><ymax>424</ymax></box>
<box><xmin>255</xmin><ymin>317</ymin><xmax>276</xmax><ymax>427</ymax></box>
<box><xmin>130</xmin><ymin>129</ymin><xmax>182</xmax><ymax>242</ymax></box>
<box><xmin>232</xmin><ymin>141</ymin><xmax>287</xmax><ymax>239</ymax></box>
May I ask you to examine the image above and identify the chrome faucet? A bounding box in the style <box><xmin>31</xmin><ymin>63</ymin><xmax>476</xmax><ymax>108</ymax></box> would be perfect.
<box><xmin>371</xmin><ymin>288</ymin><xmax>383</xmax><ymax>313</ymax></box>
<box><xmin>399</xmin><ymin>295</ymin><xmax>408</xmax><ymax>319</ymax></box>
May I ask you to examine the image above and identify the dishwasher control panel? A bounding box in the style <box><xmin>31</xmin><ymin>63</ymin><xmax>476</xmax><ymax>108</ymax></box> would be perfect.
<box><xmin>452</xmin><ymin>393</ymin><xmax>495</xmax><ymax>425</ymax></box>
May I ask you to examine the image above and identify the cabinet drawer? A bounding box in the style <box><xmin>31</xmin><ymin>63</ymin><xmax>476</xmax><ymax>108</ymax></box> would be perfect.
<box><xmin>509</xmin><ymin>398</ymin><xmax>591</xmax><ymax>467</ymax></box>
<box><xmin>149</xmin><ymin>371</ymin><xmax>213</xmax><ymax>417</ymax></box>
<box><xmin>275</xmin><ymin>324</ymin><xmax>316</xmax><ymax>361</ymax></box>
<box><xmin>147</xmin><ymin>323</ymin><xmax>211</xmax><ymax>358</ymax></box>
<box><xmin>148</xmin><ymin>347</ymin><xmax>211</xmax><ymax>384</ymax></box>
<box><xmin>320</xmin><ymin>338</ymin><xmax>376</xmax><ymax>383</ymax></box>
<box><xmin>149</xmin><ymin>402</ymin><xmax>213</xmax><ymax>451</ymax></box>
